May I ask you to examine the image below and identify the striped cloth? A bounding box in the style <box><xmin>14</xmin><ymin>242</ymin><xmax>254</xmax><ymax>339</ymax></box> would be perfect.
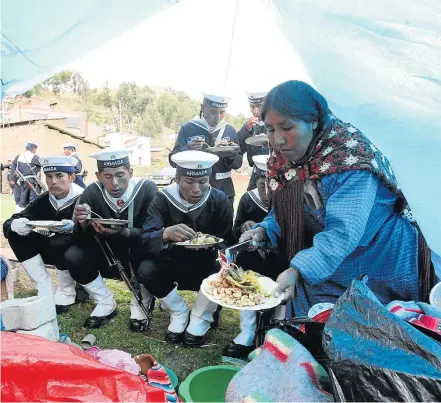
<box><xmin>257</xmin><ymin>170</ymin><xmax>419</xmax><ymax>316</ymax></box>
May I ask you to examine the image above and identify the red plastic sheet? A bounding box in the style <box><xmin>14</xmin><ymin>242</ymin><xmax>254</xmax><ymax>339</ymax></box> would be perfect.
<box><xmin>1</xmin><ymin>332</ymin><xmax>171</xmax><ymax>402</ymax></box>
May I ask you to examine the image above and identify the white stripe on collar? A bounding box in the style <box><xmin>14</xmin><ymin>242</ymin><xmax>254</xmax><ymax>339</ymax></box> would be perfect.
<box><xmin>248</xmin><ymin>188</ymin><xmax>268</xmax><ymax>213</ymax></box>
<box><xmin>161</xmin><ymin>182</ymin><xmax>212</xmax><ymax>213</ymax></box>
<box><xmin>49</xmin><ymin>183</ymin><xmax>84</xmax><ymax>211</ymax></box>
<box><xmin>189</xmin><ymin>116</ymin><xmax>227</xmax><ymax>133</ymax></box>
<box><xmin>94</xmin><ymin>178</ymin><xmax>145</xmax><ymax>213</ymax></box>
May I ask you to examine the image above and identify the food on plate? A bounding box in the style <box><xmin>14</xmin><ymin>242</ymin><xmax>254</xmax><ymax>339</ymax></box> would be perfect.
<box><xmin>182</xmin><ymin>232</ymin><xmax>218</xmax><ymax>245</ymax></box>
<box><xmin>205</xmin><ymin>253</ymin><xmax>266</xmax><ymax>307</ymax></box>
<box><xmin>218</xmin><ymin>139</ymin><xmax>237</xmax><ymax>147</ymax></box>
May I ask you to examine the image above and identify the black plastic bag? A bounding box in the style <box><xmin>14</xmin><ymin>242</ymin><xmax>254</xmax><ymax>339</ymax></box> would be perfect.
<box><xmin>323</xmin><ymin>279</ymin><xmax>441</xmax><ymax>402</ymax></box>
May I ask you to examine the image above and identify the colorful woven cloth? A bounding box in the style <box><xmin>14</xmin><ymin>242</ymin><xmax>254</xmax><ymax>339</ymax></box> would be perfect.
<box><xmin>226</xmin><ymin>329</ymin><xmax>334</xmax><ymax>402</ymax></box>
<box><xmin>387</xmin><ymin>300</ymin><xmax>441</xmax><ymax>335</ymax></box>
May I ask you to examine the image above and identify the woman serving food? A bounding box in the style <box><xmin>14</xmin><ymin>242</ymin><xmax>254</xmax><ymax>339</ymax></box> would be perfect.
<box><xmin>241</xmin><ymin>80</ymin><xmax>434</xmax><ymax>317</ymax></box>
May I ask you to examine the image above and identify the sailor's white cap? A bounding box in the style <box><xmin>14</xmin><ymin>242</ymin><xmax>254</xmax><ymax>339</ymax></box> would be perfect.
<box><xmin>202</xmin><ymin>92</ymin><xmax>231</xmax><ymax>108</ymax></box>
<box><xmin>39</xmin><ymin>156</ymin><xmax>77</xmax><ymax>173</ymax></box>
<box><xmin>252</xmin><ymin>154</ymin><xmax>269</xmax><ymax>173</ymax></box>
<box><xmin>246</xmin><ymin>91</ymin><xmax>267</xmax><ymax>105</ymax></box>
<box><xmin>89</xmin><ymin>149</ymin><xmax>131</xmax><ymax>169</ymax></box>
<box><xmin>172</xmin><ymin>150</ymin><xmax>219</xmax><ymax>177</ymax></box>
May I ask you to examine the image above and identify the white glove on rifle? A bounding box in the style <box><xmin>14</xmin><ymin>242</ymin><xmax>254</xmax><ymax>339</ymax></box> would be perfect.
<box><xmin>10</xmin><ymin>218</ymin><xmax>32</xmax><ymax>236</ymax></box>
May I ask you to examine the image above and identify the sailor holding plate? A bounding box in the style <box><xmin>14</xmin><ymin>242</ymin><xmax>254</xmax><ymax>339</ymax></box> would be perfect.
<box><xmin>237</xmin><ymin>92</ymin><xmax>269</xmax><ymax>191</ymax></box>
<box><xmin>3</xmin><ymin>156</ymin><xmax>83</xmax><ymax>300</ymax></box>
<box><xmin>139</xmin><ymin>150</ymin><xmax>233</xmax><ymax>347</ymax></box>
<box><xmin>64</xmin><ymin>149</ymin><xmax>157</xmax><ymax>330</ymax></box>
<box><xmin>169</xmin><ymin>93</ymin><xmax>243</xmax><ymax>206</ymax></box>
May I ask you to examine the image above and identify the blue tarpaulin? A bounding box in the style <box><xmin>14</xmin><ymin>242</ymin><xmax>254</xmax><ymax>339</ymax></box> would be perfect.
<box><xmin>1</xmin><ymin>0</ymin><xmax>440</xmax><ymax>254</ymax></box>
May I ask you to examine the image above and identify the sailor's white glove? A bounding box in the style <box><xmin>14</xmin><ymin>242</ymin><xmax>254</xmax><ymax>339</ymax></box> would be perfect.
<box><xmin>52</xmin><ymin>219</ymin><xmax>74</xmax><ymax>234</ymax></box>
<box><xmin>11</xmin><ymin>218</ymin><xmax>32</xmax><ymax>236</ymax></box>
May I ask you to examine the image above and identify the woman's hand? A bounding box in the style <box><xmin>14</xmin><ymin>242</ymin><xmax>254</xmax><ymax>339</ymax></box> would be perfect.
<box><xmin>274</xmin><ymin>267</ymin><xmax>300</xmax><ymax>302</ymax></box>
<box><xmin>240</xmin><ymin>220</ymin><xmax>256</xmax><ymax>233</ymax></box>
<box><xmin>239</xmin><ymin>226</ymin><xmax>267</xmax><ymax>246</ymax></box>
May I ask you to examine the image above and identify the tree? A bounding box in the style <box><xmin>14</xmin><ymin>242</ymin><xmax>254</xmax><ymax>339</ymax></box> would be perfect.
<box><xmin>136</xmin><ymin>102</ymin><xmax>163</xmax><ymax>139</ymax></box>
<box><xmin>156</xmin><ymin>91</ymin><xmax>180</xmax><ymax>129</ymax></box>
<box><xmin>173</xmin><ymin>98</ymin><xmax>199</xmax><ymax>129</ymax></box>
<box><xmin>116</xmin><ymin>82</ymin><xmax>154</xmax><ymax>128</ymax></box>
<box><xmin>44</xmin><ymin>70</ymin><xmax>74</xmax><ymax>95</ymax></box>
<box><xmin>101</xmin><ymin>81</ymin><xmax>113</xmax><ymax>111</ymax></box>
<box><xmin>71</xmin><ymin>72</ymin><xmax>89</xmax><ymax>98</ymax></box>
<box><xmin>226</xmin><ymin>113</ymin><xmax>247</xmax><ymax>130</ymax></box>
<box><xmin>23</xmin><ymin>83</ymin><xmax>43</xmax><ymax>98</ymax></box>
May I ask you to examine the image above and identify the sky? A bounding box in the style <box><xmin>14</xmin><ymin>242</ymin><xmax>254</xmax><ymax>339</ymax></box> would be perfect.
<box><xmin>68</xmin><ymin>0</ymin><xmax>311</xmax><ymax>114</ymax></box>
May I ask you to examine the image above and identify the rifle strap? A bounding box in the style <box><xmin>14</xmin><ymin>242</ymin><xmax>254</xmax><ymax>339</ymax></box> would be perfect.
<box><xmin>128</xmin><ymin>201</ymin><xmax>134</xmax><ymax>229</ymax></box>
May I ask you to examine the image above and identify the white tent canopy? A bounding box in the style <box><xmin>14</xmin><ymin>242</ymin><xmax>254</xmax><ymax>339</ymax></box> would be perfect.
<box><xmin>2</xmin><ymin>0</ymin><xmax>440</xmax><ymax>254</ymax></box>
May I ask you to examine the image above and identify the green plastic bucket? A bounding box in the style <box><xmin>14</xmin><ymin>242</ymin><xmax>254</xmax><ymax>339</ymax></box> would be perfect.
<box><xmin>164</xmin><ymin>366</ymin><xmax>179</xmax><ymax>389</ymax></box>
<box><xmin>178</xmin><ymin>365</ymin><xmax>239</xmax><ymax>402</ymax></box>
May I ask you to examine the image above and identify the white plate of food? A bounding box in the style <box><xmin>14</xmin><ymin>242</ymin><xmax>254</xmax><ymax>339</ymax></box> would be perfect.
<box><xmin>245</xmin><ymin>134</ymin><xmax>268</xmax><ymax>147</ymax></box>
<box><xmin>26</xmin><ymin>220</ymin><xmax>64</xmax><ymax>229</ymax></box>
<box><xmin>208</xmin><ymin>139</ymin><xmax>240</xmax><ymax>153</ymax></box>
<box><xmin>88</xmin><ymin>218</ymin><xmax>128</xmax><ymax>226</ymax></box>
<box><xmin>201</xmin><ymin>255</ymin><xmax>283</xmax><ymax>310</ymax></box>
<box><xmin>176</xmin><ymin>232</ymin><xmax>223</xmax><ymax>249</ymax></box>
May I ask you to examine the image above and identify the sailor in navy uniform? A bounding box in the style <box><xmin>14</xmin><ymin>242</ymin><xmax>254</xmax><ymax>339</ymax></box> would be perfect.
<box><xmin>62</xmin><ymin>143</ymin><xmax>86</xmax><ymax>189</ymax></box>
<box><xmin>237</xmin><ymin>92</ymin><xmax>269</xmax><ymax>191</ymax></box>
<box><xmin>139</xmin><ymin>151</ymin><xmax>233</xmax><ymax>347</ymax></box>
<box><xmin>3</xmin><ymin>156</ymin><xmax>83</xmax><ymax>299</ymax></box>
<box><xmin>10</xmin><ymin>141</ymin><xmax>42</xmax><ymax>212</ymax></box>
<box><xmin>64</xmin><ymin>149</ymin><xmax>158</xmax><ymax>331</ymax></box>
<box><xmin>169</xmin><ymin>93</ymin><xmax>243</xmax><ymax>206</ymax></box>
<box><xmin>231</xmin><ymin>155</ymin><xmax>270</xmax><ymax>243</ymax></box>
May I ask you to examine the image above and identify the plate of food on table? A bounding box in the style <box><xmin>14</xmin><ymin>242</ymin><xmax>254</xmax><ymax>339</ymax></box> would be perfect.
<box><xmin>245</xmin><ymin>134</ymin><xmax>269</xmax><ymax>147</ymax></box>
<box><xmin>201</xmin><ymin>252</ymin><xmax>283</xmax><ymax>310</ymax></box>
<box><xmin>176</xmin><ymin>232</ymin><xmax>224</xmax><ymax>249</ymax></box>
<box><xmin>207</xmin><ymin>138</ymin><xmax>240</xmax><ymax>153</ymax></box>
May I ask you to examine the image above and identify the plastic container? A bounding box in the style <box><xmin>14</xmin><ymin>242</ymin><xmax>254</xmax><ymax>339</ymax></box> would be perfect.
<box><xmin>178</xmin><ymin>365</ymin><xmax>239</xmax><ymax>402</ymax></box>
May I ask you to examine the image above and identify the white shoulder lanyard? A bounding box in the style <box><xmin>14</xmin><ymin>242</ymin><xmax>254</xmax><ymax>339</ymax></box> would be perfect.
<box><xmin>128</xmin><ymin>201</ymin><xmax>134</xmax><ymax>229</ymax></box>
<box><xmin>214</xmin><ymin>125</ymin><xmax>227</xmax><ymax>146</ymax></box>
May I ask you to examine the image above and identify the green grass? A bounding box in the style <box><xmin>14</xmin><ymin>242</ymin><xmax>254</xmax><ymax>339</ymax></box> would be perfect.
<box><xmin>1</xmin><ymin>193</ymin><xmax>15</xmax><ymax>222</ymax></box>
<box><xmin>14</xmin><ymin>272</ymin><xmax>241</xmax><ymax>382</ymax></box>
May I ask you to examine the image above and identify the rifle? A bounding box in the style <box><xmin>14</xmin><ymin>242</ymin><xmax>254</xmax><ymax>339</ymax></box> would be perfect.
<box><xmin>14</xmin><ymin>170</ymin><xmax>43</xmax><ymax>195</ymax></box>
<box><xmin>94</xmin><ymin>236</ymin><xmax>154</xmax><ymax>332</ymax></box>
<box><xmin>21</xmin><ymin>154</ymin><xmax>47</xmax><ymax>192</ymax></box>
<box><xmin>32</xmin><ymin>172</ymin><xmax>47</xmax><ymax>192</ymax></box>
